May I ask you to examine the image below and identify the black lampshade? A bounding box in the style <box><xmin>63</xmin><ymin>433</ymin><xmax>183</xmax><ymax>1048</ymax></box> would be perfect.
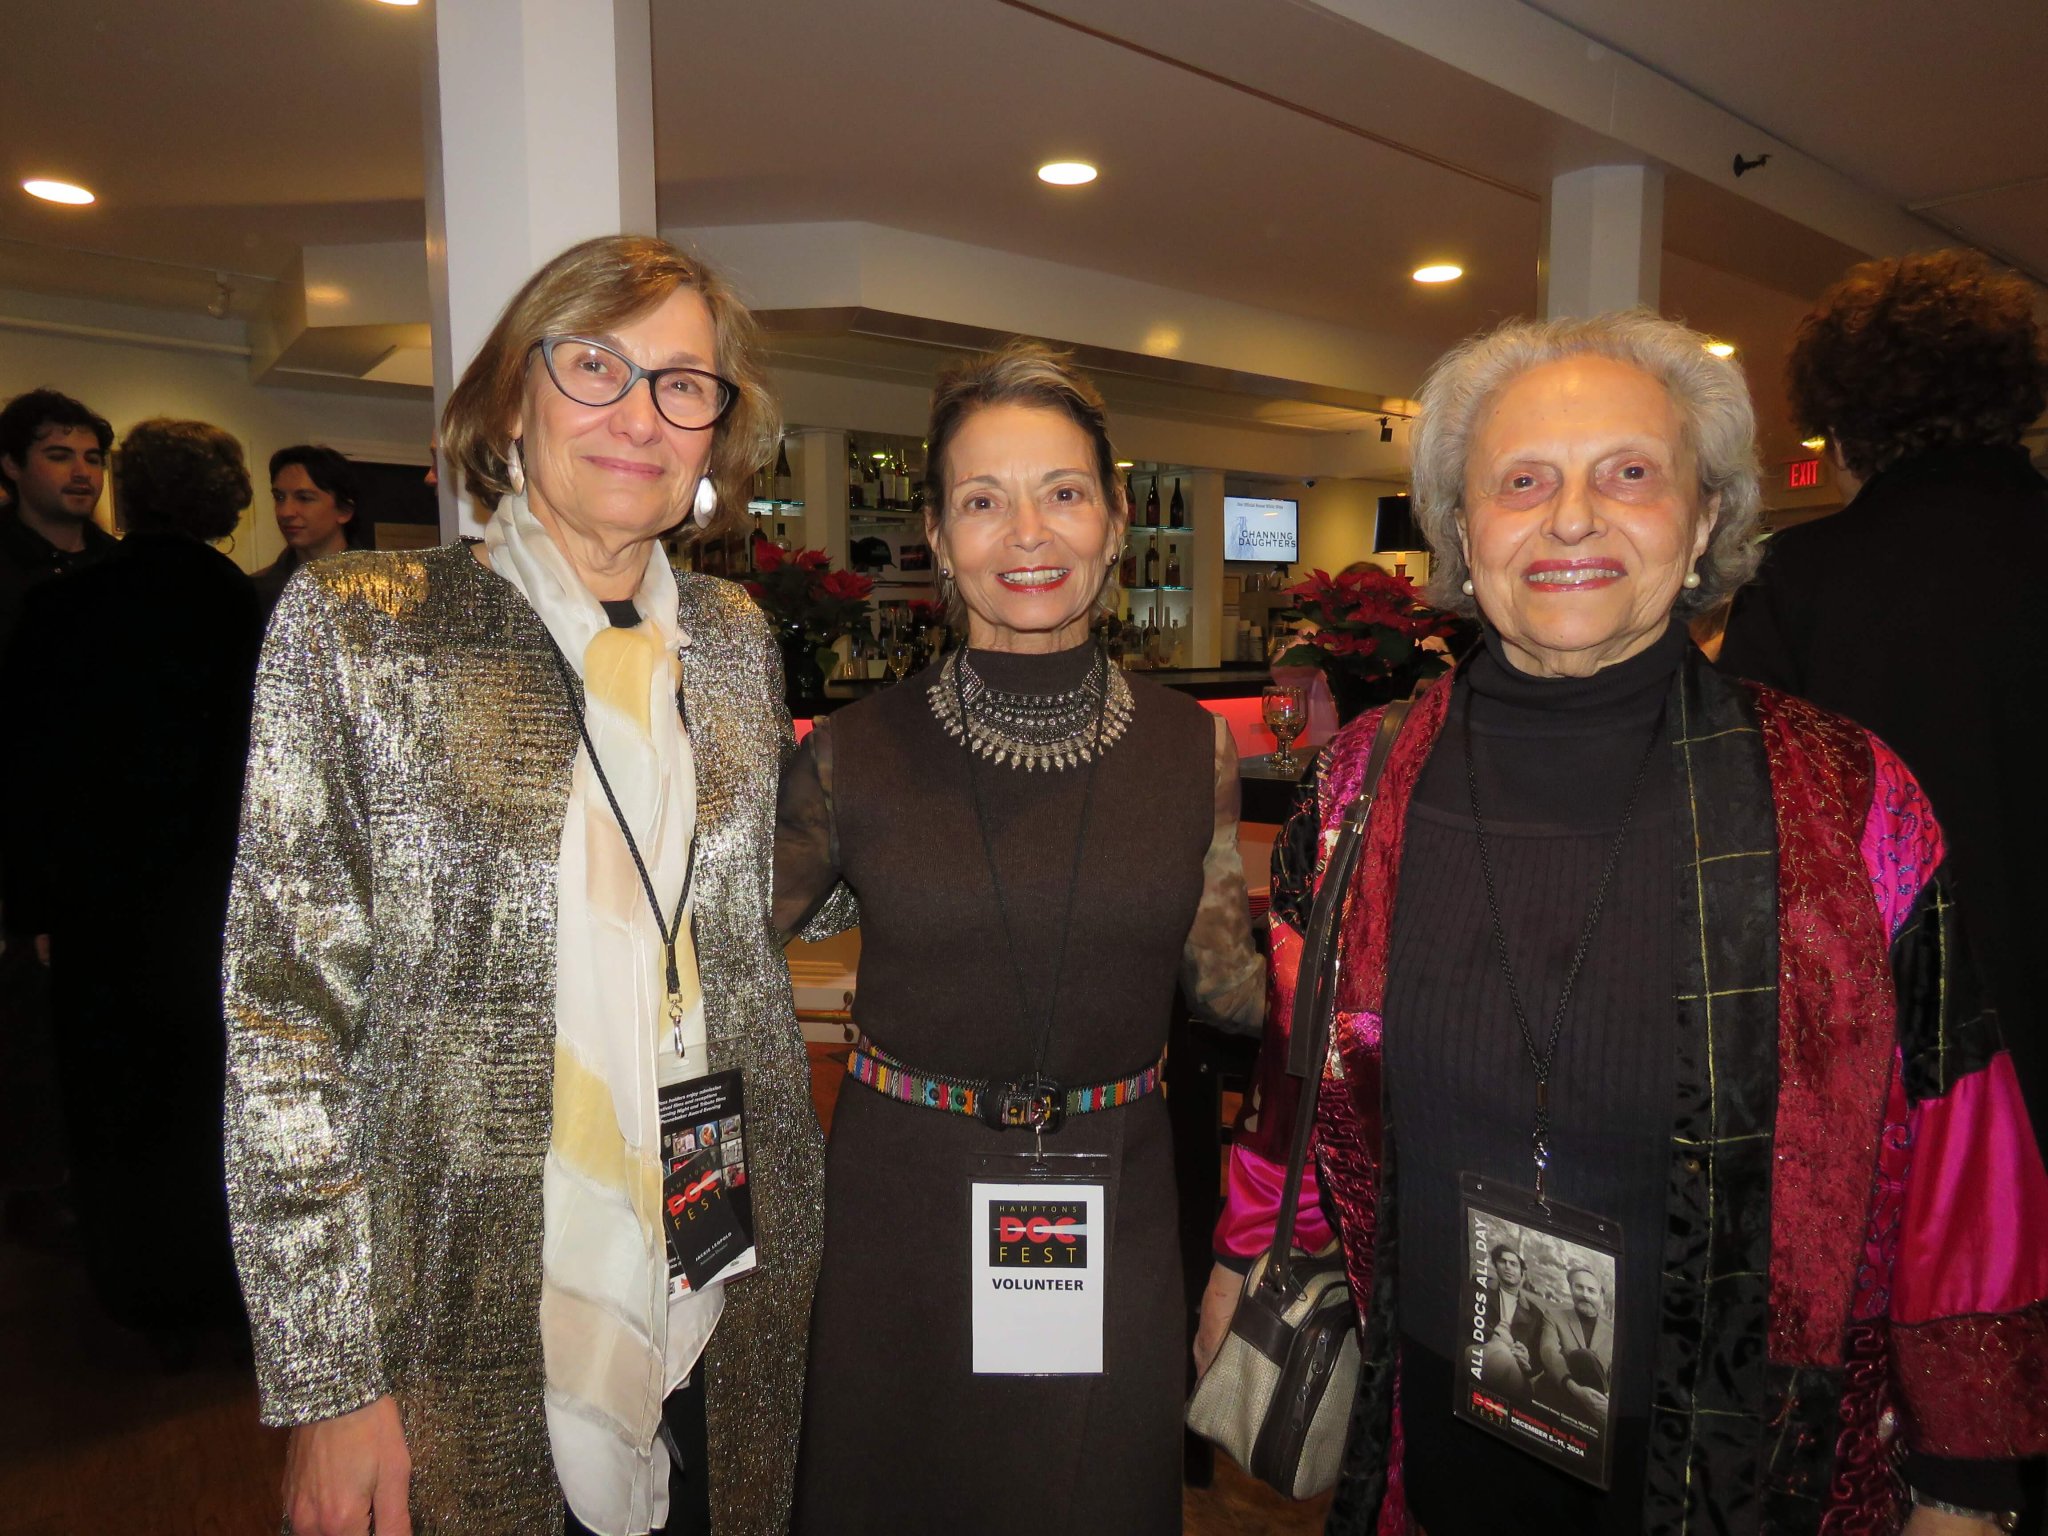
<box><xmin>1374</xmin><ymin>493</ymin><xmax>1423</xmax><ymax>553</ymax></box>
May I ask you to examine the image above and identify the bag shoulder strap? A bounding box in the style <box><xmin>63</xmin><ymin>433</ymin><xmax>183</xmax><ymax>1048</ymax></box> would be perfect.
<box><xmin>1263</xmin><ymin>699</ymin><xmax>1411</xmax><ymax>1293</ymax></box>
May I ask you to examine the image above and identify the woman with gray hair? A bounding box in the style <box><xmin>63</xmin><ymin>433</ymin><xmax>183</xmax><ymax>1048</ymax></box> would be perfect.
<box><xmin>1200</xmin><ymin>311</ymin><xmax>2048</xmax><ymax>1533</ymax></box>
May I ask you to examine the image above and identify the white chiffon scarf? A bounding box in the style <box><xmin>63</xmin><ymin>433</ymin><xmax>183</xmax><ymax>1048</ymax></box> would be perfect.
<box><xmin>486</xmin><ymin>496</ymin><xmax>722</xmax><ymax>1536</ymax></box>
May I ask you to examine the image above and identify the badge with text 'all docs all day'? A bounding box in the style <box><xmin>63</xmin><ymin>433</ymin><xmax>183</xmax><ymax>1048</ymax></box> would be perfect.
<box><xmin>970</xmin><ymin>1180</ymin><xmax>1106</xmax><ymax>1375</ymax></box>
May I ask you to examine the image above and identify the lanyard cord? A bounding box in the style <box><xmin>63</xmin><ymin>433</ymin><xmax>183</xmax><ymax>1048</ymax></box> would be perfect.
<box><xmin>543</xmin><ymin>636</ymin><xmax>698</xmax><ymax>1000</ymax></box>
<box><xmin>955</xmin><ymin>646</ymin><xmax>1109</xmax><ymax>1082</ymax></box>
<box><xmin>1463</xmin><ymin>683</ymin><xmax>1664</xmax><ymax>1196</ymax></box>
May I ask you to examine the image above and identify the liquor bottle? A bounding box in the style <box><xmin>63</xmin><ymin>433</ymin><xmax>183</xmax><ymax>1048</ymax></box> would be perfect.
<box><xmin>1119</xmin><ymin>541</ymin><xmax>1139</xmax><ymax>588</ymax></box>
<box><xmin>848</xmin><ymin>440</ymin><xmax>866</xmax><ymax>509</ymax></box>
<box><xmin>865</xmin><ymin>453</ymin><xmax>884</xmax><ymax>509</ymax></box>
<box><xmin>1144</xmin><ymin>478</ymin><xmax>1161</xmax><ymax>526</ymax></box>
<box><xmin>1142</xmin><ymin>543</ymin><xmax>1160</xmax><ymax>587</ymax></box>
<box><xmin>773</xmin><ymin>439</ymin><xmax>794</xmax><ymax>502</ymax></box>
<box><xmin>1168</xmin><ymin>477</ymin><xmax>1185</xmax><ymax>527</ymax></box>
<box><xmin>774</xmin><ymin>520</ymin><xmax>791</xmax><ymax>553</ymax></box>
<box><xmin>1144</xmin><ymin>603</ymin><xmax>1162</xmax><ymax>667</ymax></box>
<box><xmin>1164</xmin><ymin>543</ymin><xmax>1182</xmax><ymax>587</ymax></box>
<box><xmin>1125</xmin><ymin>469</ymin><xmax>1140</xmax><ymax>523</ymax></box>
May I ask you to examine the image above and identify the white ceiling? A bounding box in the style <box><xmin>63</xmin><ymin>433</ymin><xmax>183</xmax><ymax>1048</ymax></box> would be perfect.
<box><xmin>1523</xmin><ymin>0</ymin><xmax>2048</xmax><ymax>279</ymax></box>
<box><xmin>1</xmin><ymin>0</ymin><xmax>2040</xmax><ymax>471</ymax></box>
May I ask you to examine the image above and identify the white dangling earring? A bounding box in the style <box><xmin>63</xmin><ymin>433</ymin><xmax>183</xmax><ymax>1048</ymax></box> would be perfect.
<box><xmin>692</xmin><ymin>475</ymin><xmax>718</xmax><ymax>527</ymax></box>
<box><xmin>1461</xmin><ymin>577</ymin><xmax>1475</xmax><ymax>596</ymax></box>
<box><xmin>1682</xmin><ymin>569</ymin><xmax>1702</xmax><ymax>589</ymax></box>
<box><xmin>505</xmin><ymin>439</ymin><xmax>526</xmax><ymax>496</ymax></box>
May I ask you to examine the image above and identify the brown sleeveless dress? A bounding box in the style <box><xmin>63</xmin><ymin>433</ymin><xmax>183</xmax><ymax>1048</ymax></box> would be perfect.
<box><xmin>775</xmin><ymin>642</ymin><xmax>1261</xmax><ymax>1535</ymax></box>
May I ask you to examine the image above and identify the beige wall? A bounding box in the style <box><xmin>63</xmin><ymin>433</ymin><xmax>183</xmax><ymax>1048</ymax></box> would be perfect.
<box><xmin>1</xmin><ymin>298</ymin><xmax>432</xmax><ymax>572</ymax></box>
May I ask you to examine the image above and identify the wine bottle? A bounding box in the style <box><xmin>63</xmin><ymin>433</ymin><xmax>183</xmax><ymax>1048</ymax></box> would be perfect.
<box><xmin>848</xmin><ymin>440</ymin><xmax>866</xmax><ymax>509</ymax></box>
<box><xmin>1164</xmin><ymin>543</ymin><xmax>1182</xmax><ymax>587</ymax></box>
<box><xmin>1125</xmin><ymin>469</ymin><xmax>1139</xmax><ymax>523</ymax></box>
<box><xmin>1144</xmin><ymin>478</ymin><xmax>1161</xmax><ymax>526</ymax></box>
<box><xmin>1168</xmin><ymin>477</ymin><xmax>1185</xmax><ymax>527</ymax></box>
<box><xmin>1119</xmin><ymin>541</ymin><xmax>1139</xmax><ymax>588</ymax></box>
<box><xmin>1143</xmin><ymin>543</ymin><xmax>1160</xmax><ymax>586</ymax></box>
<box><xmin>773</xmin><ymin>439</ymin><xmax>794</xmax><ymax>502</ymax></box>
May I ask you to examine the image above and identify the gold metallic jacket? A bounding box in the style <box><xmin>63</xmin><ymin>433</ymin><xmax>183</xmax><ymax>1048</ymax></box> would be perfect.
<box><xmin>223</xmin><ymin>545</ymin><xmax>835</xmax><ymax>1534</ymax></box>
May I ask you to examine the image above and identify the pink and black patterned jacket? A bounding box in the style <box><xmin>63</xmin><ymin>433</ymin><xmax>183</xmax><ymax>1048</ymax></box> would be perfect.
<box><xmin>1218</xmin><ymin>649</ymin><xmax>2048</xmax><ymax>1533</ymax></box>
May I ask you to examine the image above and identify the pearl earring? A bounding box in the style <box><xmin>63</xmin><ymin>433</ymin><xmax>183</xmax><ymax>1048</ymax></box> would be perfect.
<box><xmin>692</xmin><ymin>475</ymin><xmax>718</xmax><ymax>527</ymax></box>
<box><xmin>1461</xmin><ymin>577</ymin><xmax>1475</xmax><ymax>596</ymax></box>
<box><xmin>505</xmin><ymin>439</ymin><xmax>526</xmax><ymax>496</ymax></box>
<box><xmin>1682</xmin><ymin>569</ymin><xmax>1702</xmax><ymax>589</ymax></box>
<box><xmin>941</xmin><ymin>567</ymin><xmax>953</xmax><ymax>581</ymax></box>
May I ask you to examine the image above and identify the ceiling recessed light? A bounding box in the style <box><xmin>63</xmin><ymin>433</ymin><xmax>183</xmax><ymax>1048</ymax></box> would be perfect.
<box><xmin>1411</xmin><ymin>263</ymin><xmax>1463</xmax><ymax>284</ymax></box>
<box><xmin>1037</xmin><ymin>161</ymin><xmax>1098</xmax><ymax>187</ymax></box>
<box><xmin>373</xmin><ymin>0</ymin><xmax>421</xmax><ymax>6</ymax></box>
<box><xmin>1801</xmin><ymin>436</ymin><xmax>1827</xmax><ymax>452</ymax></box>
<box><xmin>1115</xmin><ymin>461</ymin><xmax>1134</xmax><ymax>469</ymax></box>
<box><xmin>1703</xmin><ymin>340</ymin><xmax>1736</xmax><ymax>358</ymax></box>
<box><xmin>23</xmin><ymin>178</ymin><xmax>94</xmax><ymax>206</ymax></box>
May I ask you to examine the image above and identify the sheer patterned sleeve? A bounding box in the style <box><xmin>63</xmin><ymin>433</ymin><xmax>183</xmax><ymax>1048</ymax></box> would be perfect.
<box><xmin>772</xmin><ymin>717</ymin><xmax>858</xmax><ymax>943</ymax></box>
<box><xmin>1213</xmin><ymin>753</ymin><xmax>1331</xmax><ymax>1268</ymax></box>
<box><xmin>1179</xmin><ymin>713</ymin><xmax>1265</xmax><ymax>1033</ymax></box>
<box><xmin>1864</xmin><ymin>746</ymin><xmax>2048</xmax><ymax>1471</ymax></box>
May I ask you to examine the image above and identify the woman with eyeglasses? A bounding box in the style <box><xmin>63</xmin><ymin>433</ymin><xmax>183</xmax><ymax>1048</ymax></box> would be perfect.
<box><xmin>222</xmin><ymin>236</ymin><xmax>837</xmax><ymax>1536</ymax></box>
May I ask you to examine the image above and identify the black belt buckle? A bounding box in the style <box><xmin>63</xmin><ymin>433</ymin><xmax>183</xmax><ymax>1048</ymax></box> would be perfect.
<box><xmin>984</xmin><ymin>1077</ymin><xmax>1065</xmax><ymax>1133</ymax></box>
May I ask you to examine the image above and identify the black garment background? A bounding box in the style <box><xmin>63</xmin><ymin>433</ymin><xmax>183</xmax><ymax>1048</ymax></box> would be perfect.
<box><xmin>1720</xmin><ymin>445</ymin><xmax>2048</xmax><ymax>1152</ymax></box>
<box><xmin>0</xmin><ymin>530</ymin><xmax>263</xmax><ymax>1327</ymax></box>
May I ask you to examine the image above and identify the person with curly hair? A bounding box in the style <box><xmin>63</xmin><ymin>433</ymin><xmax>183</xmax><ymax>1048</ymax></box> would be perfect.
<box><xmin>1720</xmin><ymin>250</ymin><xmax>2048</xmax><ymax>1173</ymax></box>
<box><xmin>0</xmin><ymin>417</ymin><xmax>264</xmax><ymax>1355</ymax></box>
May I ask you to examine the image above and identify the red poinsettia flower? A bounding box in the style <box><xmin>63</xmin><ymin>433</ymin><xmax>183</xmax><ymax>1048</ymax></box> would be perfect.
<box><xmin>752</xmin><ymin>536</ymin><xmax>784</xmax><ymax>574</ymax></box>
<box><xmin>819</xmin><ymin>569</ymin><xmax>873</xmax><ymax>601</ymax></box>
<box><xmin>741</xmin><ymin>581</ymin><xmax>766</xmax><ymax>601</ymax></box>
<box><xmin>795</xmin><ymin>548</ymin><xmax>830</xmax><ymax>571</ymax></box>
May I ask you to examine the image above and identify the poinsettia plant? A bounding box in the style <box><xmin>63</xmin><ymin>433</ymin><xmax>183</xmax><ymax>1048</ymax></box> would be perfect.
<box><xmin>743</xmin><ymin>536</ymin><xmax>874</xmax><ymax>649</ymax></box>
<box><xmin>1276</xmin><ymin>565</ymin><xmax>1461</xmax><ymax>708</ymax></box>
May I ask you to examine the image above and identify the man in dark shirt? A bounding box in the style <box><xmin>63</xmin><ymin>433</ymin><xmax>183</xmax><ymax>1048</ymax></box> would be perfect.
<box><xmin>0</xmin><ymin>389</ymin><xmax>118</xmax><ymax>650</ymax></box>
<box><xmin>1475</xmin><ymin>1244</ymin><xmax>1549</xmax><ymax>1403</ymax></box>
<box><xmin>0</xmin><ymin>390</ymin><xmax>117</xmax><ymax>1230</ymax></box>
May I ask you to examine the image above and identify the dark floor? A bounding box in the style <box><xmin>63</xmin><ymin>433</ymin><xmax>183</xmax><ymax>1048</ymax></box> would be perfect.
<box><xmin>0</xmin><ymin>1054</ymin><xmax>1328</xmax><ymax>1535</ymax></box>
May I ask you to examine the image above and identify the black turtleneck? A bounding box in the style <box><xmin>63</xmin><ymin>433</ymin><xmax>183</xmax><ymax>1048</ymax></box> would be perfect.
<box><xmin>1386</xmin><ymin>620</ymin><xmax>1685</xmax><ymax>1536</ymax></box>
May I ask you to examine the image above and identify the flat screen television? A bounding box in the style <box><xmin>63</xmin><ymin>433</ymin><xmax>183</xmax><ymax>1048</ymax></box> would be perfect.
<box><xmin>1223</xmin><ymin>495</ymin><xmax>1299</xmax><ymax>562</ymax></box>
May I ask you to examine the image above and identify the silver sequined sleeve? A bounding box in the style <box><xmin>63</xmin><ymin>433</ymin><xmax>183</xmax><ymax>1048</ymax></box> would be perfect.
<box><xmin>773</xmin><ymin>707</ymin><xmax>859</xmax><ymax>944</ymax></box>
<box><xmin>222</xmin><ymin>573</ymin><xmax>386</xmax><ymax>1426</ymax></box>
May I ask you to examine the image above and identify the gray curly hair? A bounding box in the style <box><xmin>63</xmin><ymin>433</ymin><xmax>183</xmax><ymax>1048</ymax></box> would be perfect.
<box><xmin>1409</xmin><ymin>309</ymin><xmax>1763</xmax><ymax>620</ymax></box>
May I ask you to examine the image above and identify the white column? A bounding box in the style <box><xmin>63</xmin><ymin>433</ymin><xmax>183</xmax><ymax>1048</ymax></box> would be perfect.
<box><xmin>422</xmin><ymin>0</ymin><xmax>657</xmax><ymax>539</ymax></box>
<box><xmin>1540</xmin><ymin>165</ymin><xmax>1663</xmax><ymax>320</ymax></box>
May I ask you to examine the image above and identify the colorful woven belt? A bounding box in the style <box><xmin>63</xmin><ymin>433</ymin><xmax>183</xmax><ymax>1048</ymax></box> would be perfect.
<box><xmin>846</xmin><ymin>1035</ymin><xmax>1164</xmax><ymax>1133</ymax></box>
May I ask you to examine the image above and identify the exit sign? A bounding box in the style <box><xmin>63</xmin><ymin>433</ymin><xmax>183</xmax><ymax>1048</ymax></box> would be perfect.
<box><xmin>1786</xmin><ymin>457</ymin><xmax>1823</xmax><ymax>491</ymax></box>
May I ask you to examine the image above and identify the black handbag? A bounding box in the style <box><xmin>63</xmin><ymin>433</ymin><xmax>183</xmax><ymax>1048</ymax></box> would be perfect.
<box><xmin>1185</xmin><ymin>701</ymin><xmax>1410</xmax><ymax>1499</ymax></box>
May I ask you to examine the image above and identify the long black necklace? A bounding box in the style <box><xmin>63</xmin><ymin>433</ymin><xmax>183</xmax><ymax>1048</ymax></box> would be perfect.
<box><xmin>954</xmin><ymin>646</ymin><xmax>1109</xmax><ymax>1089</ymax></box>
<box><xmin>1462</xmin><ymin>684</ymin><xmax>1665</xmax><ymax>1202</ymax></box>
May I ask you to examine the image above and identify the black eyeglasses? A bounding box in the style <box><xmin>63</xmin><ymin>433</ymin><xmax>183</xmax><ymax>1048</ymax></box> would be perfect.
<box><xmin>531</xmin><ymin>335</ymin><xmax>738</xmax><ymax>431</ymax></box>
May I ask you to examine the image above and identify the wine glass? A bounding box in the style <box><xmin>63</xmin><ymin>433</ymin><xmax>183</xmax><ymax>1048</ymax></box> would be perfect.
<box><xmin>1262</xmin><ymin>684</ymin><xmax>1307</xmax><ymax>773</ymax></box>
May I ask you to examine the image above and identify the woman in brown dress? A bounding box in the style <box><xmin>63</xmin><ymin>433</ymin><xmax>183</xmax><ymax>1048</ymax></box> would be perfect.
<box><xmin>775</xmin><ymin>340</ymin><xmax>1263</xmax><ymax>1533</ymax></box>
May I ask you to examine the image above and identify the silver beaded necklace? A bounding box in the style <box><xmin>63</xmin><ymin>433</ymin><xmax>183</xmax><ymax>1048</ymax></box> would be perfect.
<box><xmin>929</xmin><ymin>647</ymin><xmax>1134</xmax><ymax>771</ymax></box>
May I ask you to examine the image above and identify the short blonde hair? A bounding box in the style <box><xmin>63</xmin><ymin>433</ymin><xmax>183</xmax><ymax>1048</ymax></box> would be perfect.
<box><xmin>440</xmin><ymin>235</ymin><xmax>777</xmax><ymax>540</ymax></box>
<box><xmin>1410</xmin><ymin>310</ymin><xmax>1763</xmax><ymax>620</ymax></box>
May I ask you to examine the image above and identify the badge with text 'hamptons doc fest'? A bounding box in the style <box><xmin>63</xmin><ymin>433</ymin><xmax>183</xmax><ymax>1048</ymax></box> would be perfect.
<box><xmin>970</xmin><ymin>1179</ymin><xmax>1106</xmax><ymax>1375</ymax></box>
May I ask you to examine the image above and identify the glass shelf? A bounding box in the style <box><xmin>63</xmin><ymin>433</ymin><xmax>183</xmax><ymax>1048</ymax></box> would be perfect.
<box><xmin>747</xmin><ymin>498</ymin><xmax>806</xmax><ymax>513</ymax></box>
<box><xmin>1123</xmin><ymin>585</ymin><xmax>1191</xmax><ymax>593</ymax></box>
